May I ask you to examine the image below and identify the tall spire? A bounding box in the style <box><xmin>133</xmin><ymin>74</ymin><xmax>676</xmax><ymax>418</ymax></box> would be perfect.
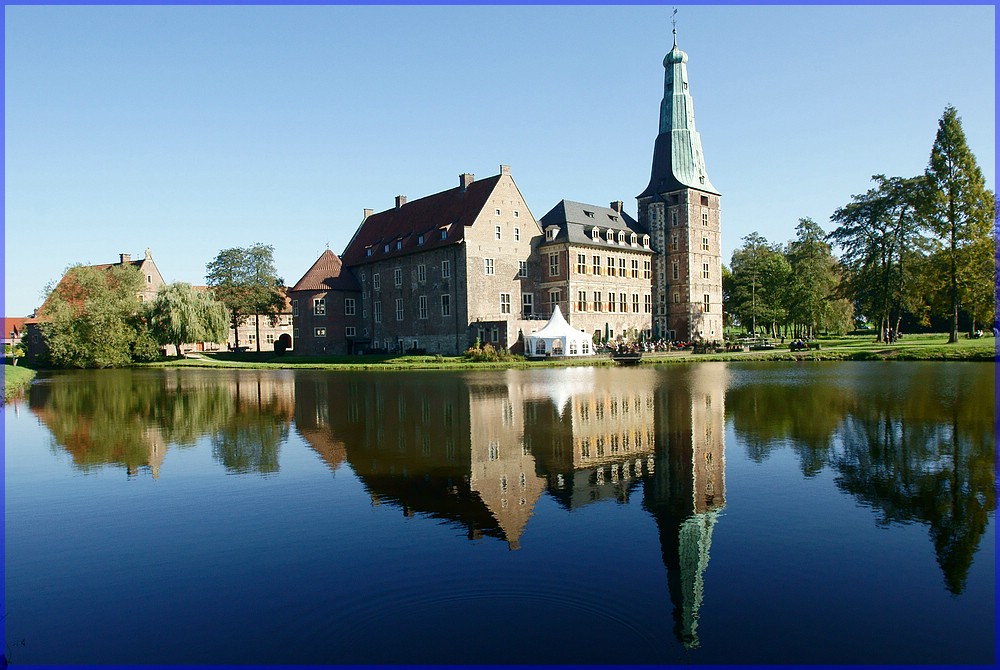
<box><xmin>638</xmin><ymin>20</ymin><xmax>718</xmax><ymax>198</ymax></box>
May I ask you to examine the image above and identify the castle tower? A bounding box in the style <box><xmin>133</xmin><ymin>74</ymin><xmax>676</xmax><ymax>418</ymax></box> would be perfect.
<box><xmin>637</xmin><ymin>26</ymin><xmax>723</xmax><ymax>342</ymax></box>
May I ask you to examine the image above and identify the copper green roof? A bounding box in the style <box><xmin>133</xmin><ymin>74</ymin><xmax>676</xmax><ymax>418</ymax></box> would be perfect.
<box><xmin>639</xmin><ymin>37</ymin><xmax>719</xmax><ymax>198</ymax></box>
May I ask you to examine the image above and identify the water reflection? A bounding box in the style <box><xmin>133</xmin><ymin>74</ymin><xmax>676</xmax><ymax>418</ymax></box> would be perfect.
<box><xmin>725</xmin><ymin>364</ymin><xmax>995</xmax><ymax>595</ymax></box>
<box><xmin>29</xmin><ymin>369</ymin><xmax>295</xmax><ymax>477</ymax></box>
<box><xmin>23</xmin><ymin>363</ymin><xmax>994</xmax><ymax>655</ymax></box>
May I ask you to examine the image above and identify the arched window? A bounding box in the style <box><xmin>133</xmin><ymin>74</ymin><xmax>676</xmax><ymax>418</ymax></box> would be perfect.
<box><xmin>535</xmin><ymin>340</ymin><xmax>547</xmax><ymax>355</ymax></box>
<box><xmin>551</xmin><ymin>340</ymin><xmax>563</xmax><ymax>355</ymax></box>
<box><xmin>630</xmin><ymin>233</ymin><xmax>637</xmax><ymax>245</ymax></box>
<box><xmin>617</xmin><ymin>230</ymin><xmax>625</xmax><ymax>244</ymax></box>
<box><xmin>606</xmin><ymin>229</ymin><xmax>614</xmax><ymax>243</ymax></box>
<box><xmin>591</xmin><ymin>227</ymin><xmax>601</xmax><ymax>240</ymax></box>
<box><xmin>642</xmin><ymin>235</ymin><xmax>650</xmax><ymax>247</ymax></box>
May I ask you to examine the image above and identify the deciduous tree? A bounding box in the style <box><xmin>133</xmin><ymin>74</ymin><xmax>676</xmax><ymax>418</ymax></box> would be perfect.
<box><xmin>206</xmin><ymin>244</ymin><xmax>285</xmax><ymax>351</ymax></box>
<box><xmin>146</xmin><ymin>282</ymin><xmax>229</xmax><ymax>357</ymax></box>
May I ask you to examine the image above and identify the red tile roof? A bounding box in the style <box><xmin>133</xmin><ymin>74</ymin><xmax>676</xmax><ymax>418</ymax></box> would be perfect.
<box><xmin>290</xmin><ymin>249</ymin><xmax>360</xmax><ymax>293</ymax></box>
<box><xmin>3</xmin><ymin>317</ymin><xmax>27</xmax><ymax>338</ymax></box>
<box><xmin>341</xmin><ymin>174</ymin><xmax>502</xmax><ymax>266</ymax></box>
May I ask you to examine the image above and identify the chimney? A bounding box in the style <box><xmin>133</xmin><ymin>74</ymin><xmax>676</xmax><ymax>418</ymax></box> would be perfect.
<box><xmin>459</xmin><ymin>173</ymin><xmax>474</xmax><ymax>192</ymax></box>
<box><xmin>500</xmin><ymin>164</ymin><xmax>511</xmax><ymax>176</ymax></box>
<box><xmin>120</xmin><ymin>253</ymin><xmax>131</xmax><ymax>265</ymax></box>
<box><xmin>610</xmin><ymin>200</ymin><xmax>623</xmax><ymax>214</ymax></box>
<box><xmin>395</xmin><ymin>195</ymin><xmax>407</xmax><ymax>208</ymax></box>
<box><xmin>363</xmin><ymin>208</ymin><xmax>373</xmax><ymax>219</ymax></box>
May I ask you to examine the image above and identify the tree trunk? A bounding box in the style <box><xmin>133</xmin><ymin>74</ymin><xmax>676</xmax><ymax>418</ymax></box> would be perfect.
<box><xmin>948</xmin><ymin>202</ymin><xmax>959</xmax><ymax>343</ymax></box>
<box><xmin>255</xmin><ymin>314</ymin><xmax>261</xmax><ymax>352</ymax></box>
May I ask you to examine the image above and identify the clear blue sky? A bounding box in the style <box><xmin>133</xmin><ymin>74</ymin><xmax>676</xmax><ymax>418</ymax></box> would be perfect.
<box><xmin>4</xmin><ymin>4</ymin><xmax>995</xmax><ymax>317</ymax></box>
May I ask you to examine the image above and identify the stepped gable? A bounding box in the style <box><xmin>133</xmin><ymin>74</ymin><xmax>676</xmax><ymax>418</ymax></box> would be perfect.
<box><xmin>291</xmin><ymin>249</ymin><xmax>359</xmax><ymax>292</ymax></box>
<box><xmin>341</xmin><ymin>174</ymin><xmax>503</xmax><ymax>266</ymax></box>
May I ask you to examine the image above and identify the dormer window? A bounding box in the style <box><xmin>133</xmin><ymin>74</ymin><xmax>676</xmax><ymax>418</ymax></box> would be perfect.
<box><xmin>605</xmin><ymin>229</ymin><xmax>614</xmax><ymax>243</ymax></box>
<box><xmin>591</xmin><ymin>227</ymin><xmax>600</xmax><ymax>240</ymax></box>
<box><xmin>642</xmin><ymin>235</ymin><xmax>650</xmax><ymax>247</ymax></box>
<box><xmin>617</xmin><ymin>231</ymin><xmax>625</xmax><ymax>244</ymax></box>
<box><xmin>417</xmin><ymin>234</ymin><xmax>424</xmax><ymax>245</ymax></box>
<box><xmin>395</xmin><ymin>240</ymin><xmax>402</xmax><ymax>250</ymax></box>
<box><xmin>630</xmin><ymin>233</ymin><xmax>638</xmax><ymax>245</ymax></box>
<box><xmin>584</xmin><ymin>210</ymin><xmax>595</xmax><ymax>218</ymax></box>
<box><xmin>546</xmin><ymin>227</ymin><xmax>557</xmax><ymax>241</ymax></box>
<box><xmin>440</xmin><ymin>228</ymin><xmax>448</xmax><ymax>240</ymax></box>
<box><xmin>366</xmin><ymin>247</ymin><xmax>373</xmax><ymax>257</ymax></box>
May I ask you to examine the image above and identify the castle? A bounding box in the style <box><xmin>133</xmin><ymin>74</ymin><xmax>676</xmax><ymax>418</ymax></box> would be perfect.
<box><xmin>289</xmin><ymin>33</ymin><xmax>722</xmax><ymax>355</ymax></box>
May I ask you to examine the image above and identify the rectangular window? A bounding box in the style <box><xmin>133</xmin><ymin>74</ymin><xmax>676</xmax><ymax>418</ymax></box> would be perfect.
<box><xmin>441</xmin><ymin>294</ymin><xmax>451</xmax><ymax>317</ymax></box>
<box><xmin>441</xmin><ymin>260</ymin><xmax>451</xmax><ymax>278</ymax></box>
<box><xmin>346</xmin><ymin>326</ymin><xmax>356</xmax><ymax>337</ymax></box>
<box><xmin>417</xmin><ymin>264</ymin><xmax>426</xmax><ymax>282</ymax></box>
<box><xmin>633</xmin><ymin>293</ymin><xmax>640</xmax><ymax>313</ymax></box>
<box><xmin>314</xmin><ymin>327</ymin><xmax>326</xmax><ymax>338</ymax></box>
<box><xmin>674</xmin><ymin>292</ymin><xmax>680</xmax><ymax>303</ymax></box>
<box><xmin>619</xmin><ymin>258</ymin><xmax>626</xmax><ymax>277</ymax></box>
<box><xmin>671</xmin><ymin>234</ymin><xmax>678</xmax><ymax>251</ymax></box>
<box><xmin>607</xmin><ymin>256</ymin><xmax>614</xmax><ymax>276</ymax></box>
<box><xmin>313</xmin><ymin>298</ymin><xmax>326</xmax><ymax>315</ymax></box>
<box><xmin>577</xmin><ymin>253</ymin><xmax>587</xmax><ymax>274</ymax></box>
<box><xmin>549</xmin><ymin>290</ymin><xmax>561</xmax><ymax>312</ymax></box>
<box><xmin>266</xmin><ymin>333</ymin><xmax>275</xmax><ymax>344</ymax></box>
<box><xmin>495</xmin><ymin>225</ymin><xmax>502</xmax><ymax>240</ymax></box>
<box><xmin>514</xmin><ymin>227</ymin><xmax>520</xmax><ymax>240</ymax></box>
<box><xmin>395</xmin><ymin>298</ymin><xmax>404</xmax><ymax>321</ymax></box>
<box><xmin>549</xmin><ymin>252</ymin><xmax>559</xmax><ymax>277</ymax></box>
<box><xmin>702</xmin><ymin>236</ymin><xmax>710</xmax><ymax>251</ymax></box>
<box><xmin>495</xmin><ymin>208</ymin><xmax>501</xmax><ymax>216</ymax></box>
<box><xmin>500</xmin><ymin>293</ymin><xmax>511</xmax><ymax>314</ymax></box>
<box><xmin>704</xmin><ymin>293</ymin><xmax>711</xmax><ymax>312</ymax></box>
<box><xmin>345</xmin><ymin>298</ymin><xmax>356</xmax><ymax>316</ymax></box>
<box><xmin>702</xmin><ymin>212</ymin><xmax>709</xmax><ymax>227</ymax></box>
<box><xmin>373</xmin><ymin>273</ymin><xmax>381</xmax><ymax>291</ymax></box>
<box><xmin>594</xmin><ymin>291</ymin><xmax>602</xmax><ymax>312</ymax></box>
<box><xmin>513</xmin><ymin>210</ymin><xmax>519</xmax><ymax>218</ymax></box>
<box><xmin>701</xmin><ymin>195</ymin><xmax>710</xmax><ymax>206</ymax></box>
<box><xmin>643</xmin><ymin>260</ymin><xmax>651</xmax><ymax>279</ymax></box>
<box><xmin>672</xmin><ymin>262</ymin><xmax>679</xmax><ymax>280</ymax></box>
<box><xmin>631</xmin><ymin>259</ymin><xmax>639</xmax><ymax>278</ymax></box>
<box><xmin>592</xmin><ymin>255</ymin><xmax>601</xmax><ymax>275</ymax></box>
<box><xmin>394</xmin><ymin>268</ymin><xmax>402</xmax><ymax>287</ymax></box>
<box><xmin>484</xmin><ymin>258</ymin><xmax>495</xmax><ymax>275</ymax></box>
<box><xmin>374</xmin><ymin>301</ymin><xmax>382</xmax><ymax>323</ymax></box>
<box><xmin>417</xmin><ymin>234</ymin><xmax>424</xmax><ymax>245</ymax></box>
<box><xmin>522</xmin><ymin>293</ymin><xmax>533</xmax><ymax>316</ymax></box>
<box><xmin>440</xmin><ymin>228</ymin><xmax>448</xmax><ymax>240</ymax></box>
<box><xmin>644</xmin><ymin>294</ymin><xmax>652</xmax><ymax>313</ymax></box>
<box><xmin>671</xmin><ymin>210</ymin><xmax>678</xmax><ymax>226</ymax></box>
<box><xmin>608</xmin><ymin>292</ymin><xmax>616</xmax><ymax>313</ymax></box>
<box><xmin>577</xmin><ymin>291</ymin><xmax>587</xmax><ymax>312</ymax></box>
<box><xmin>620</xmin><ymin>294</ymin><xmax>628</xmax><ymax>312</ymax></box>
<box><xmin>293</xmin><ymin>327</ymin><xmax>300</xmax><ymax>339</ymax></box>
<box><xmin>518</xmin><ymin>260</ymin><xmax>527</xmax><ymax>277</ymax></box>
<box><xmin>292</xmin><ymin>300</ymin><xmax>299</xmax><ymax>317</ymax></box>
<box><xmin>702</xmin><ymin>263</ymin><xmax>710</xmax><ymax>279</ymax></box>
<box><xmin>418</xmin><ymin>295</ymin><xmax>428</xmax><ymax>319</ymax></box>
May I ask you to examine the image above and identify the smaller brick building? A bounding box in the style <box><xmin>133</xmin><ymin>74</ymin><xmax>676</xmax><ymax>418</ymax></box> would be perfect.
<box><xmin>288</xmin><ymin>249</ymin><xmax>361</xmax><ymax>355</ymax></box>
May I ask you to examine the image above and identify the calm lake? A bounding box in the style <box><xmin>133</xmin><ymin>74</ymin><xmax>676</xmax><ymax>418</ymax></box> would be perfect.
<box><xmin>3</xmin><ymin>362</ymin><xmax>995</xmax><ymax>665</ymax></box>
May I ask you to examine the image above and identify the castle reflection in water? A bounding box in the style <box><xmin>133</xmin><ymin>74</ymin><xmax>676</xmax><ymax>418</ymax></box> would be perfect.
<box><xmin>293</xmin><ymin>366</ymin><xmax>727</xmax><ymax>648</ymax></box>
<box><xmin>28</xmin><ymin>365</ymin><xmax>727</xmax><ymax>649</ymax></box>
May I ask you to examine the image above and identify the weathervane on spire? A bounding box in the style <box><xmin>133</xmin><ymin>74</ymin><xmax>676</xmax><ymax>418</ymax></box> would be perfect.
<box><xmin>671</xmin><ymin>7</ymin><xmax>678</xmax><ymax>45</ymax></box>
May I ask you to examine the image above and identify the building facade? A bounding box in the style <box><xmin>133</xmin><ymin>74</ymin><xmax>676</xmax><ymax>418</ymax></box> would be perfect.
<box><xmin>288</xmin><ymin>249</ymin><xmax>361</xmax><ymax>355</ymax></box>
<box><xmin>636</xmin><ymin>32</ymin><xmax>723</xmax><ymax>343</ymax></box>
<box><xmin>535</xmin><ymin>199</ymin><xmax>655</xmax><ymax>343</ymax></box>
<box><xmin>338</xmin><ymin>166</ymin><xmax>544</xmax><ymax>355</ymax></box>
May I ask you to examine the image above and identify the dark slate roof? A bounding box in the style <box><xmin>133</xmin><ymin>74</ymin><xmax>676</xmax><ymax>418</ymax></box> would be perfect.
<box><xmin>290</xmin><ymin>249</ymin><xmax>360</xmax><ymax>293</ymax></box>
<box><xmin>537</xmin><ymin>200</ymin><xmax>652</xmax><ymax>251</ymax></box>
<box><xmin>340</xmin><ymin>174</ymin><xmax>503</xmax><ymax>266</ymax></box>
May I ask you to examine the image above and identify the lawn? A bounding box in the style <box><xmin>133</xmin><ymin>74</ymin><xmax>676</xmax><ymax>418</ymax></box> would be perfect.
<box><xmin>3</xmin><ymin>363</ymin><xmax>36</xmax><ymax>402</ymax></box>
<box><xmin>144</xmin><ymin>332</ymin><xmax>996</xmax><ymax>370</ymax></box>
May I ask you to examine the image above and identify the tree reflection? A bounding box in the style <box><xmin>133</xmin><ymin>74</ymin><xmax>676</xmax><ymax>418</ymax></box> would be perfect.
<box><xmin>726</xmin><ymin>364</ymin><xmax>995</xmax><ymax>594</ymax></box>
<box><xmin>30</xmin><ymin>370</ymin><xmax>294</xmax><ymax>477</ymax></box>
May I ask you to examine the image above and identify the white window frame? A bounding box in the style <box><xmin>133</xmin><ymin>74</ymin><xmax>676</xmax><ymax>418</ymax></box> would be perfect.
<box><xmin>345</xmin><ymin>298</ymin><xmax>356</xmax><ymax>316</ymax></box>
<box><xmin>394</xmin><ymin>268</ymin><xmax>402</xmax><ymax>287</ymax></box>
<box><xmin>418</xmin><ymin>295</ymin><xmax>428</xmax><ymax>319</ymax></box>
<box><xmin>484</xmin><ymin>258</ymin><xmax>495</xmax><ymax>275</ymax></box>
<box><xmin>500</xmin><ymin>293</ymin><xmax>511</xmax><ymax>314</ymax></box>
<box><xmin>441</xmin><ymin>294</ymin><xmax>451</xmax><ymax>317</ymax></box>
<box><xmin>441</xmin><ymin>260</ymin><xmax>451</xmax><ymax>278</ymax></box>
<box><xmin>313</xmin><ymin>298</ymin><xmax>326</xmax><ymax>316</ymax></box>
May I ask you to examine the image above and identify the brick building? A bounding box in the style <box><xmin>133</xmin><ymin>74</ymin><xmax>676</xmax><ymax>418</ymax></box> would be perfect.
<box><xmin>337</xmin><ymin>166</ymin><xmax>543</xmax><ymax>355</ymax></box>
<box><xmin>636</xmin><ymin>31</ymin><xmax>723</xmax><ymax>343</ymax></box>
<box><xmin>287</xmin><ymin>249</ymin><xmax>361</xmax><ymax>355</ymax></box>
<box><xmin>535</xmin><ymin>199</ymin><xmax>655</xmax><ymax>343</ymax></box>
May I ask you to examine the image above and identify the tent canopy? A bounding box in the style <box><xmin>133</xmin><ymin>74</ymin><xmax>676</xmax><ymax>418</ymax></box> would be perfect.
<box><xmin>524</xmin><ymin>306</ymin><xmax>592</xmax><ymax>357</ymax></box>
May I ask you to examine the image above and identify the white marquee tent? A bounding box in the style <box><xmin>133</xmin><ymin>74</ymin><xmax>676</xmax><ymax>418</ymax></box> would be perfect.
<box><xmin>523</xmin><ymin>306</ymin><xmax>592</xmax><ymax>357</ymax></box>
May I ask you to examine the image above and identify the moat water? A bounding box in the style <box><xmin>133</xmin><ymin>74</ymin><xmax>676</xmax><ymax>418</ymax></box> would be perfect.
<box><xmin>3</xmin><ymin>362</ymin><xmax>995</xmax><ymax>664</ymax></box>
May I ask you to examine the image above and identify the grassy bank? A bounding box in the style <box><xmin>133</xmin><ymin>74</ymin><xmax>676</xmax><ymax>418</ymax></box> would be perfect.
<box><xmin>143</xmin><ymin>333</ymin><xmax>996</xmax><ymax>371</ymax></box>
<box><xmin>3</xmin><ymin>364</ymin><xmax>36</xmax><ymax>402</ymax></box>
